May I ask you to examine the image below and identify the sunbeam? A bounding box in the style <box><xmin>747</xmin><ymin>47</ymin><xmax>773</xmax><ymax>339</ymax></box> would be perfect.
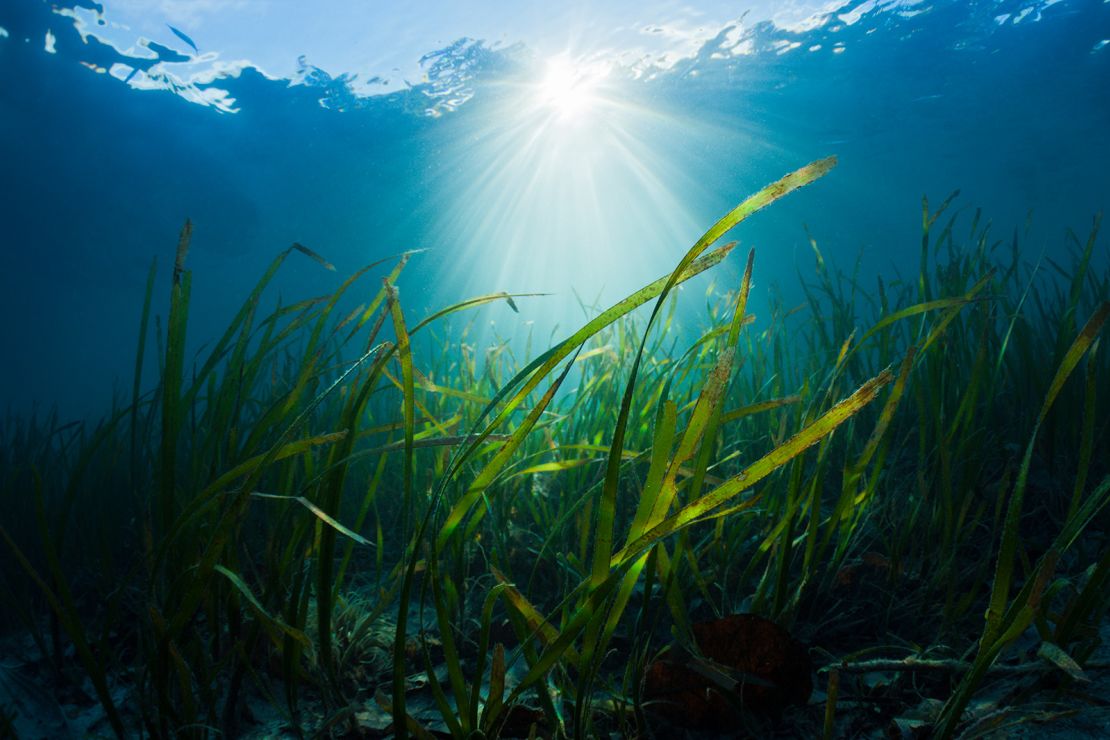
<box><xmin>425</xmin><ymin>54</ymin><xmax>712</xmax><ymax>340</ymax></box>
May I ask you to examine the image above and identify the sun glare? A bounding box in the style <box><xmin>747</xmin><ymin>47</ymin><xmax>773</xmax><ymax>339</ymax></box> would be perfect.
<box><xmin>536</xmin><ymin>57</ymin><xmax>604</xmax><ymax>121</ymax></box>
<box><xmin>424</xmin><ymin>52</ymin><xmax>713</xmax><ymax>342</ymax></box>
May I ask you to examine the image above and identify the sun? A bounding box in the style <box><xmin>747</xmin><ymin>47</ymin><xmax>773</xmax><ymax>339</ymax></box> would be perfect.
<box><xmin>535</xmin><ymin>57</ymin><xmax>605</xmax><ymax>122</ymax></box>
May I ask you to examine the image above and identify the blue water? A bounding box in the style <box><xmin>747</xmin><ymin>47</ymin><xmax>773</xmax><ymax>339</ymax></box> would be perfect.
<box><xmin>1</xmin><ymin>0</ymin><xmax>1108</xmax><ymax>419</ymax></box>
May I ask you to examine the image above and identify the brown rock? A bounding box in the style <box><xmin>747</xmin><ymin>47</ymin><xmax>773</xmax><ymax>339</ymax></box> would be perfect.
<box><xmin>643</xmin><ymin>613</ymin><xmax>812</xmax><ymax>731</ymax></box>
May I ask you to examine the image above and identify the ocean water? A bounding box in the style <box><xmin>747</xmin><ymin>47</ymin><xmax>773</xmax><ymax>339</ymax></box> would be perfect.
<box><xmin>1</xmin><ymin>0</ymin><xmax>1108</xmax><ymax>419</ymax></box>
<box><xmin>2</xmin><ymin>3</ymin><xmax>1110</xmax><ymax>737</ymax></box>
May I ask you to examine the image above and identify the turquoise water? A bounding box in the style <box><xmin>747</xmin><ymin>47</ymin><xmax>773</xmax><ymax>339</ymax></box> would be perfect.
<box><xmin>1</xmin><ymin>0</ymin><xmax>1107</xmax><ymax>418</ymax></box>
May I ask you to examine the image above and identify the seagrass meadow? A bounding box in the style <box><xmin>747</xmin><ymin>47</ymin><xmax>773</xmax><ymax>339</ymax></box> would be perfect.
<box><xmin>2</xmin><ymin>157</ymin><xmax>1109</xmax><ymax>739</ymax></box>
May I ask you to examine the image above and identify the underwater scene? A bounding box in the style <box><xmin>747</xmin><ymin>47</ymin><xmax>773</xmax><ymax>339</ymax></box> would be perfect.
<box><xmin>2</xmin><ymin>0</ymin><xmax>1110</xmax><ymax>737</ymax></box>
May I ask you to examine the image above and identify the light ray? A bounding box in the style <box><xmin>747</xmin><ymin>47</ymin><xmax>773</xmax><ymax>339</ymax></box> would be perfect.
<box><xmin>422</xmin><ymin>53</ymin><xmax>719</xmax><ymax>347</ymax></box>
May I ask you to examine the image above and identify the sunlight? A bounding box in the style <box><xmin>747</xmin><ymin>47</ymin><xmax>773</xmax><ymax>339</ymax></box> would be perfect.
<box><xmin>536</xmin><ymin>57</ymin><xmax>604</xmax><ymax>122</ymax></box>
<box><xmin>424</xmin><ymin>54</ymin><xmax>716</xmax><ymax>342</ymax></box>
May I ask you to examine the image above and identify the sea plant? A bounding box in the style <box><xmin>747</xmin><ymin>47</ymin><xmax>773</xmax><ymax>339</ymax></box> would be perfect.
<box><xmin>0</xmin><ymin>156</ymin><xmax>1106</xmax><ymax>739</ymax></box>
